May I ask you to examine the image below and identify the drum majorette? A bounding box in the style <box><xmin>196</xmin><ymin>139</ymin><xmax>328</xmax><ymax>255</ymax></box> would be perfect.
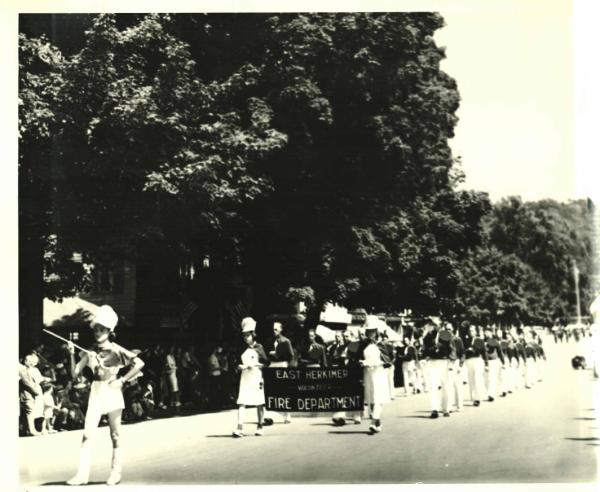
<box><xmin>360</xmin><ymin>324</ymin><xmax>392</xmax><ymax>434</ymax></box>
<box><xmin>66</xmin><ymin>305</ymin><xmax>144</xmax><ymax>486</ymax></box>
<box><xmin>232</xmin><ymin>317</ymin><xmax>269</xmax><ymax>437</ymax></box>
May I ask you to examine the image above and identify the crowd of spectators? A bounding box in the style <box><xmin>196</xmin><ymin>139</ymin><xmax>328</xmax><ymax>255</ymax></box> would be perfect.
<box><xmin>19</xmin><ymin>341</ymin><xmax>240</xmax><ymax>437</ymax></box>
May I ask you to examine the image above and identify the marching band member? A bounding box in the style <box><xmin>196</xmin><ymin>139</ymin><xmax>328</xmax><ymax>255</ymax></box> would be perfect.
<box><xmin>232</xmin><ymin>317</ymin><xmax>269</xmax><ymax>438</ymax></box>
<box><xmin>517</xmin><ymin>331</ymin><xmax>528</xmax><ymax>388</ymax></box>
<box><xmin>66</xmin><ymin>305</ymin><xmax>144</xmax><ymax>486</ymax></box>
<box><xmin>523</xmin><ymin>332</ymin><xmax>537</xmax><ymax>388</ymax></box>
<box><xmin>378</xmin><ymin>328</ymin><xmax>397</xmax><ymax>400</ymax></box>
<box><xmin>400</xmin><ymin>335</ymin><xmax>420</xmax><ymax>396</ymax></box>
<box><xmin>423</xmin><ymin>322</ymin><xmax>455</xmax><ymax>418</ymax></box>
<box><xmin>498</xmin><ymin>329</ymin><xmax>510</xmax><ymax>397</ymax></box>
<box><xmin>484</xmin><ymin>326</ymin><xmax>505</xmax><ymax>402</ymax></box>
<box><xmin>505</xmin><ymin>333</ymin><xmax>519</xmax><ymax>394</ymax></box>
<box><xmin>532</xmin><ymin>334</ymin><xmax>546</xmax><ymax>382</ymax></box>
<box><xmin>449</xmin><ymin>324</ymin><xmax>465</xmax><ymax>413</ymax></box>
<box><xmin>265</xmin><ymin>322</ymin><xmax>294</xmax><ymax>424</ymax></box>
<box><xmin>464</xmin><ymin>325</ymin><xmax>487</xmax><ymax>406</ymax></box>
<box><xmin>360</xmin><ymin>325</ymin><xmax>392</xmax><ymax>433</ymax></box>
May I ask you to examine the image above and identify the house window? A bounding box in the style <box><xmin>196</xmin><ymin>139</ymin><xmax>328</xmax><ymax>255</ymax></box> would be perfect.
<box><xmin>93</xmin><ymin>265</ymin><xmax>125</xmax><ymax>294</ymax></box>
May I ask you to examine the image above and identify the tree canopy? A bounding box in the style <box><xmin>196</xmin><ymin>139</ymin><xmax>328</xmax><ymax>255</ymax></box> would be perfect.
<box><xmin>19</xmin><ymin>13</ymin><xmax>593</xmax><ymax>333</ymax></box>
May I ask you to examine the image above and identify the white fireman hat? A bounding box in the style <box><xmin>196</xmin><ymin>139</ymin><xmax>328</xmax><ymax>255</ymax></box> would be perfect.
<box><xmin>241</xmin><ymin>317</ymin><xmax>257</xmax><ymax>333</ymax></box>
<box><xmin>91</xmin><ymin>305</ymin><xmax>119</xmax><ymax>331</ymax></box>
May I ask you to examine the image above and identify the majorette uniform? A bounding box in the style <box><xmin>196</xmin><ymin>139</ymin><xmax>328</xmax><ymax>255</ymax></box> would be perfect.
<box><xmin>237</xmin><ymin>343</ymin><xmax>269</xmax><ymax>406</ymax></box>
<box><xmin>362</xmin><ymin>342</ymin><xmax>392</xmax><ymax>407</ymax></box>
<box><xmin>83</xmin><ymin>342</ymin><xmax>138</xmax><ymax>421</ymax></box>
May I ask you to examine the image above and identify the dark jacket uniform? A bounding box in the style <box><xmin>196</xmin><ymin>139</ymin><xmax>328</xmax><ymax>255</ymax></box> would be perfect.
<box><xmin>327</xmin><ymin>342</ymin><xmax>347</xmax><ymax>367</ymax></box>
<box><xmin>484</xmin><ymin>337</ymin><xmax>505</xmax><ymax>365</ymax></box>
<box><xmin>515</xmin><ymin>341</ymin><xmax>527</xmax><ymax>363</ymax></box>
<box><xmin>452</xmin><ymin>336</ymin><xmax>466</xmax><ymax>366</ymax></box>
<box><xmin>423</xmin><ymin>330</ymin><xmax>456</xmax><ymax>360</ymax></box>
<box><xmin>399</xmin><ymin>345</ymin><xmax>419</xmax><ymax>363</ymax></box>
<box><xmin>270</xmin><ymin>336</ymin><xmax>294</xmax><ymax>364</ymax></box>
<box><xmin>463</xmin><ymin>336</ymin><xmax>488</xmax><ymax>362</ymax></box>
<box><xmin>301</xmin><ymin>342</ymin><xmax>328</xmax><ymax>367</ymax></box>
<box><xmin>525</xmin><ymin>343</ymin><xmax>538</xmax><ymax>360</ymax></box>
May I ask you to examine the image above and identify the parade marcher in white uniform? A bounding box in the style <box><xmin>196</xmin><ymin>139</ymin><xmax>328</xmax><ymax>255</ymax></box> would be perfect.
<box><xmin>423</xmin><ymin>322</ymin><xmax>455</xmax><ymax>418</ymax></box>
<box><xmin>497</xmin><ymin>329</ymin><xmax>510</xmax><ymax>397</ymax></box>
<box><xmin>523</xmin><ymin>332</ymin><xmax>538</xmax><ymax>388</ymax></box>
<box><xmin>360</xmin><ymin>326</ymin><xmax>391</xmax><ymax>433</ymax></box>
<box><xmin>66</xmin><ymin>305</ymin><xmax>144</xmax><ymax>486</ymax></box>
<box><xmin>232</xmin><ymin>317</ymin><xmax>269</xmax><ymax>437</ymax></box>
<box><xmin>448</xmin><ymin>324</ymin><xmax>465</xmax><ymax>413</ymax></box>
<box><xmin>463</xmin><ymin>325</ymin><xmax>487</xmax><ymax>406</ymax></box>
<box><xmin>483</xmin><ymin>326</ymin><xmax>505</xmax><ymax>402</ymax></box>
<box><xmin>514</xmin><ymin>333</ymin><xmax>527</xmax><ymax>389</ymax></box>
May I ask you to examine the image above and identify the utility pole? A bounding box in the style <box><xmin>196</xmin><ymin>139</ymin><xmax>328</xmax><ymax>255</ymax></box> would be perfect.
<box><xmin>573</xmin><ymin>260</ymin><xmax>582</xmax><ymax>325</ymax></box>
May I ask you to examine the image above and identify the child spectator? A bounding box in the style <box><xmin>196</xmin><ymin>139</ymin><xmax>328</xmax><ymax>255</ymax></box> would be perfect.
<box><xmin>41</xmin><ymin>382</ymin><xmax>58</xmax><ymax>434</ymax></box>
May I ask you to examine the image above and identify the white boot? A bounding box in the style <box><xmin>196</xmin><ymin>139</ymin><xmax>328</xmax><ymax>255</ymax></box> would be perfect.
<box><xmin>66</xmin><ymin>442</ymin><xmax>91</xmax><ymax>486</ymax></box>
<box><xmin>106</xmin><ymin>448</ymin><xmax>122</xmax><ymax>486</ymax></box>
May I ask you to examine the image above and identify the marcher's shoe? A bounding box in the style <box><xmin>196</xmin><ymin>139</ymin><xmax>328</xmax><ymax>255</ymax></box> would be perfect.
<box><xmin>106</xmin><ymin>470</ymin><xmax>121</xmax><ymax>486</ymax></box>
<box><xmin>473</xmin><ymin>400</ymin><xmax>480</xmax><ymax>407</ymax></box>
<box><xmin>263</xmin><ymin>418</ymin><xmax>274</xmax><ymax>426</ymax></box>
<box><xmin>488</xmin><ymin>396</ymin><xmax>494</xmax><ymax>402</ymax></box>
<box><xmin>430</xmin><ymin>410</ymin><xmax>439</xmax><ymax>419</ymax></box>
<box><xmin>255</xmin><ymin>428</ymin><xmax>264</xmax><ymax>436</ymax></box>
<box><xmin>232</xmin><ymin>430</ymin><xmax>244</xmax><ymax>438</ymax></box>
<box><xmin>500</xmin><ymin>392</ymin><xmax>507</xmax><ymax>397</ymax></box>
<box><xmin>443</xmin><ymin>411</ymin><xmax>451</xmax><ymax>417</ymax></box>
<box><xmin>284</xmin><ymin>416</ymin><xmax>292</xmax><ymax>424</ymax></box>
<box><xmin>66</xmin><ymin>474</ymin><xmax>89</xmax><ymax>486</ymax></box>
<box><xmin>369</xmin><ymin>424</ymin><xmax>382</xmax><ymax>434</ymax></box>
<box><xmin>106</xmin><ymin>448</ymin><xmax>122</xmax><ymax>486</ymax></box>
<box><xmin>332</xmin><ymin>418</ymin><xmax>346</xmax><ymax>426</ymax></box>
<box><xmin>353</xmin><ymin>416</ymin><xmax>362</xmax><ymax>424</ymax></box>
<box><xmin>454</xmin><ymin>407</ymin><xmax>462</xmax><ymax>413</ymax></box>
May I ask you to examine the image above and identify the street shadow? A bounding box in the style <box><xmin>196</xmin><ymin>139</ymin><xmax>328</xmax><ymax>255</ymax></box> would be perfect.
<box><xmin>328</xmin><ymin>431</ymin><xmax>371</xmax><ymax>435</ymax></box>
<box><xmin>572</xmin><ymin>417</ymin><xmax>596</xmax><ymax>421</ymax></box>
<box><xmin>310</xmin><ymin>423</ymin><xmax>336</xmax><ymax>426</ymax></box>
<box><xmin>399</xmin><ymin>415</ymin><xmax>434</xmax><ymax>419</ymax></box>
<box><xmin>565</xmin><ymin>437</ymin><xmax>600</xmax><ymax>442</ymax></box>
<box><xmin>42</xmin><ymin>481</ymin><xmax>106</xmax><ymax>486</ymax></box>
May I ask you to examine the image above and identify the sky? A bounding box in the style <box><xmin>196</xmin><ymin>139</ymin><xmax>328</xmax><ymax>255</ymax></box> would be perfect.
<box><xmin>435</xmin><ymin>2</ymin><xmax>576</xmax><ymax>202</ymax></box>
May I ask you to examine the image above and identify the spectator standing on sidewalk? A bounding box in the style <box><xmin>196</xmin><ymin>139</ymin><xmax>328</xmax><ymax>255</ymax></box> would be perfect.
<box><xmin>207</xmin><ymin>345</ymin><xmax>223</xmax><ymax>409</ymax></box>
<box><xmin>19</xmin><ymin>355</ymin><xmax>43</xmax><ymax>436</ymax></box>
<box><xmin>165</xmin><ymin>346</ymin><xmax>181</xmax><ymax>408</ymax></box>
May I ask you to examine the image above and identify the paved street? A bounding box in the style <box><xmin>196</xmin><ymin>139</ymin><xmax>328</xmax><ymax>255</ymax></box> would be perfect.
<box><xmin>20</xmin><ymin>336</ymin><xmax>599</xmax><ymax>487</ymax></box>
